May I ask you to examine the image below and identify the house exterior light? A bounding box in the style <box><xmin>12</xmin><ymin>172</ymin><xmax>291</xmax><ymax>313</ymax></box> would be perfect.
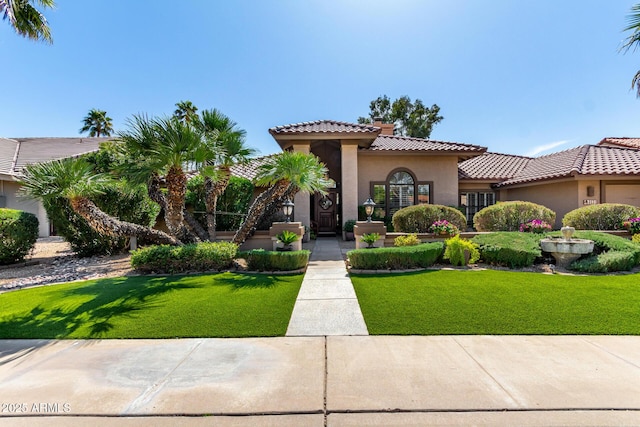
<box><xmin>282</xmin><ymin>199</ymin><xmax>294</xmax><ymax>223</ymax></box>
<box><xmin>363</xmin><ymin>197</ymin><xmax>376</xmax><ymax>222</ymax></box>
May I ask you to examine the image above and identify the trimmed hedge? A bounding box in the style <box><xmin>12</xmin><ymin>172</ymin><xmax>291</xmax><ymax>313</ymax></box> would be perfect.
<box><xmin>392</xmin><ymin>204</ymin><xmax>467</xmax><ymax>233</ymax></box>
<box><xmin>472</xmin><ymin>232</ymin><xmax>543</xmax><ymax>268</ymax></box>
<box><xmin>568</xmin><ymin>231</ymin><xmax>640</xmax><ymax>273</ymax></box>
<box><xmin>562</xmin><ymin>203</ymin><xmax>640</xmax><ymax>231</ymax></box>
<box><xmin>131</xmin><ymin>241</ymin><xmax>238</xmax><ymax>274</ymax></box>
<box><xmin>473</xmin><ymin>201</ymin><xmax>556</xmax><ymax>232</ymax></box>
<box><xmin>240</xmin><ymin>249</ymin><xmax>310</xmax><ymax>271</ymax></box>
<box><xmin>348</xmin><ymin>242</ymin><xmax>444</xmax><ymax>270</ymax></box>
<box><xmin>0</xmin><ymin>208</ymin><xmax>39</xmax><ymax>265</ymax></box>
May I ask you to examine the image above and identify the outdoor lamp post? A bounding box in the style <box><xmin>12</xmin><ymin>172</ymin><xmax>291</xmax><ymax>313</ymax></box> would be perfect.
<box><xmin>282</xmin><ymin>199</ymin><xmax>294</xmax><ymax>223</ymax></box>
<box><xmin>363</xmin><ymin>197</ymin><xmax>376</xmax><ymax>222</ymax></box>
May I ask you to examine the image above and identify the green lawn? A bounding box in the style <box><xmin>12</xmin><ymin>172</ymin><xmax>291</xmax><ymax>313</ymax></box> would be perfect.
<box><xmin>351</xmin><ymin>270</ymin><xmax>640</xmax><ymax>335</ymax></box>
<box><xmin>0</xmin><ymin>272</ymin><xmax>303</xmax><ymax>339</ymax></box>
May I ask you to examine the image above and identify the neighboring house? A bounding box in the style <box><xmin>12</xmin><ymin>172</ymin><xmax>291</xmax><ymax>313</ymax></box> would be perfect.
<box><xmin>0</xmin><ymin>137</ymin><xmax>107</xmax><ymax>236</ymax></box>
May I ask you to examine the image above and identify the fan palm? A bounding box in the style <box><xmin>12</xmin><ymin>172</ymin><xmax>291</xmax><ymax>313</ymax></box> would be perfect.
<box><xmin>19</xmin><ymin>158</ymin><xmax>179</xmax><ymax>245</ymax></box>
<box><xmin>232</xmin><ymin>152</ymin><xmax>331</xmax><ymax>245</ymax></box>
<box><xmin>80</xmin><ymin>109</ymin><xmax>114</xmax><ymax>137</ymax></box>
<box><xmin>1</xmin><ymin>0</ymin><xmax>54</xmax><ymax>43</ymax></box>
<box><xmin>196</xmin><ymin>109</ymin><xmax>255</xmax><ymax>240</ymax></box>
<box><xmin>173</xmin><ymin>100</ymin><xmax>199</xmax><ymax>124</ymax></box>
<box><xmin>622</xmin><ymin>3</ymin><xmax>640</xmax><ymax>97</ymax></box>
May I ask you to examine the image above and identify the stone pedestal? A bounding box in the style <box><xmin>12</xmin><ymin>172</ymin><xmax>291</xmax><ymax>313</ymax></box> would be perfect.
<box><xmin>269</xmin><ymin>222</ymin><xmax>305</xmax><ymax>251</ymax></box>
<box><xmin>354</xmin><ymin>221</ymin><xmax>387</xmax><ymax>249</ymax></box>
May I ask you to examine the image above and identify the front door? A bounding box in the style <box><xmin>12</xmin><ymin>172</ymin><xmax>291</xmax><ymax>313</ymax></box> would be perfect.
<box><xmin>315</xmin><ymin>191</ymin><xmax>338</xmax><ymax>235</ymax></box>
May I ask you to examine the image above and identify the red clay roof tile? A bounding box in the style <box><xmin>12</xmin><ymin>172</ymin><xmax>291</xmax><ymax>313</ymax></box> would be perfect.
<box><xmin>597</xmin><ymin>137</ymin><xmax>640</xmax><ymax>149</ymax></box>
<box><xmin>269</xmin><ymin>120</ymin><xmax>380</xmax><ymax>135</ymax></box>
<box><xmin>458</xmin><ymin>152</ymin><xmax>532</xmax><ymax>180</ymax></box>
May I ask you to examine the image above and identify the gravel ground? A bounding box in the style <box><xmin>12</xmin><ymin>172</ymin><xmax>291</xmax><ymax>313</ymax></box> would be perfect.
<box><xmin>0</xmin><ymin>237</ymin><xmax>135</xmax><ymax>292</ymax></box>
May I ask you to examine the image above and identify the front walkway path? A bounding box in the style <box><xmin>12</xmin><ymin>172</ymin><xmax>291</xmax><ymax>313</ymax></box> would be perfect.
<box><xmin>286</xmin><ymin>237</ymin><xmax>368</xmax><ymax>336</ymax></box>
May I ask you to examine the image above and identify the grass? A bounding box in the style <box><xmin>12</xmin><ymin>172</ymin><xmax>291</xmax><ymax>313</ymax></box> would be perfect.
<box><xmin>0</xmin><ymin>272</ymin><xmax>303</xmax><ymax>339</ymax></box>
<box><xmin>351</xmin><ymin>270</ymin><xmax>640</xmax><ymax>335</ymax></box>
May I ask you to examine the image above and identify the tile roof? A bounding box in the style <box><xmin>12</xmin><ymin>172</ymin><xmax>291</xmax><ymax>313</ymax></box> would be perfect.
<box><xmin>1</xmin><ymin>137</ymin><xmax>108</xmax><ymax>177</ymax></box>
<box><xmin>368</xmin><ymin>134</ymin><xmax>486</xmax><ymax>154</ymax></box>
<box><xmin>597</xmin><ymin>137</ymin><xmax>640</xmax><ymax>149</ymax></box>
<box><xmin>458</xmin><ymin>152</ymin><xmax>532</xmax><ymax>180</ymax></box>
<box><xmin>495</xmin><ymin>145</ymin><xmax>640</xmax><ymax>187</ymax></box>
<box><xmin>269</xmin><ymin>120</ymin><xmax>380</xmax><ymax>135</ymax></box>
<box><xmin>230</xmin><ymin>155</ymin><xmax>275</xmax><ymax>181</ymax></box>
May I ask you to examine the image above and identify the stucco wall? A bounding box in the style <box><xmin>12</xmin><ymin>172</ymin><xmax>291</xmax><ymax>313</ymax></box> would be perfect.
<box><xmin>357</xmin><ymin>154</ymin><xmax>460</xmax><ymax>207</ymax></box>
<box><xmin>1</xmin><ymin>179</ymin><xmax>49</xmax><ymax>236</ymax></box>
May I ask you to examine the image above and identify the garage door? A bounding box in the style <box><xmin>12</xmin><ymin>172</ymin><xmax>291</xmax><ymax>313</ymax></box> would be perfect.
<box><xmin>605</xmin><ymin>184</ymin><xmax>640</xmax><ymax>206</ymax></box>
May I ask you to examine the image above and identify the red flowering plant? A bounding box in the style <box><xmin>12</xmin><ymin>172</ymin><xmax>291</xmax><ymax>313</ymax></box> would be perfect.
<box><xmin>429</xmin><ymin>220</ymin><xmax>460</xmax><ymax>235</ymax></box>
<box><xmin>622</xmin><ymin>217</ymin><xmax>640</xmax><ymax>235</ymax></box>
<box><xmin>519</xmin><ymin>219</ymin><xmax>552</xmax><ymax>234</ymax></box>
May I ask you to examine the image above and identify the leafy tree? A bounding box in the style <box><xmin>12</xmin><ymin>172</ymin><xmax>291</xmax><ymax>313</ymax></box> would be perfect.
<box><xmin>173</xmin><ymin>100</ymin><xmax>199</xmax><ymax>124</ymax></box>
<box><xmin>1</xmin><ymin>0</ymin><xmax>54</xmax><ymax>43</ymax></box>
<box><xmin>621</xmin><ymin>3</ymin><xmax>640</xmax><ymax>97</ymax></box>
<box><xmin>80</xmin><ymin>108</ymin><xmax>114</xmax><ymax>137</ymax></box>
<box><xmin>233</xmin><ymin>152</ymin><xmax>331</xmax><ymax>245</ymax></box>
<box><xmin>358</xmin><ymin>95</ymin><xmax>443</xmax><ymax>138</ymax></box>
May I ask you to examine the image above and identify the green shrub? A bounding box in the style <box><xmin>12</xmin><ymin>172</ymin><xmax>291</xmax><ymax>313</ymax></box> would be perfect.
<box><xmin>444</xmin><ymin>235</ymin><xmax>480</xmax><ymax>266</ymax></box>
<box><xmin>633</xmin><ymin>234</ymin><xmax>640</xmax><ymax>244</ymax></box>
<box><xmin>348</xmin><ymin>242</ymin><xmax>444</xmax><ymax>270</ymax></box>
<box><xmin>0</xmin><ymin>208</ymin><xmax>39</xmax><ymax>265</ymax></box>
<box><xmin>44</xmin><ymin>183</ymin><xmax>160</xmax><ymax>257</ymax></box>
<box><xmin>562</xmin><ymin>203</ymin><xmax>640</xmax><ymax>231</ymax></box>
<box><xmin>240</xmin><ymin>249</ymin><xmax>310</xmax><ymax>271</ymax></box>
<box><xmin>343</xmin><ymin>219</ymin><xmax>356</xmax><ymax>232</ymax></box>
<box><xmin>131</xmin><ymin>241</ymin><xmax>238</xmax><ymax>274</ymax></box>
<box><xmin>394</xmin><ymin>234</ymin><xmax>421</xmax><ymax>247</ymax></box>
<box><xmin>472</xmin><ymin>232</ymin><xmax>543</xmax><ymax>268</ymax></box>
<box><xmin>473</xmin><ymin>201</ymin><xmax>556</xmax><ymax>232</ymax></box>
<box><xmin>392</xmin><ymin>204</ymin><xmax>467</xmax><ymax>233</ymax></box>
<box><xmin>566</xmin><ymin>231</ymin><xmax>640</xmax><ymax>273</ymax></box>
<box><xmin>361</xmin><ymin>232</ymin><xmax>380</xmax><ymax>248</ymax></box>
<box><xmin>276</xmin><ymin>230</ymin><xmax>299</xmax><ymax>246</ymax></box>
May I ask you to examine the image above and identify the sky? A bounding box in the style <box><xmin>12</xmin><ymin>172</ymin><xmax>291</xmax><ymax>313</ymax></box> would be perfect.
<box><xmin>2</xmin><ymin>0</ymin><xmax>640</xmax><ymax>157</ymax></box>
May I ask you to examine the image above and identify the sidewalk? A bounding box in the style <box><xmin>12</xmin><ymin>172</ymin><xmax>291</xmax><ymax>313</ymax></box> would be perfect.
<box><xmin>286</xmin><ymin>237</ymin><xmax>367</xmax><ymax>336</ymax></box>
<box><xmin>1</xmin><ymin>336</ymin><xmax>640</xmax><ymax>425</ymax></box>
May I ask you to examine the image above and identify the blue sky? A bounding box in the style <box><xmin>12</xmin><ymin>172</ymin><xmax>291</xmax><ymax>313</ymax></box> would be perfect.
<box><xmin>2</xmin><ymin>0</ymin><xmax>640</xmax><ymax>157</ymax></box>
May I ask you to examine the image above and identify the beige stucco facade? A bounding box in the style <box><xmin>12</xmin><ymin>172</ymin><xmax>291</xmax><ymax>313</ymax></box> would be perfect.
<box><xmin>1</xmin><ymin>178</ymin><xmax>49</xmax><ymax>236</ymax></box>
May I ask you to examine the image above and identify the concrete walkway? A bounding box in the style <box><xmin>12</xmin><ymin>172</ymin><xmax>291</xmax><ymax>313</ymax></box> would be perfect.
<box><xmin>286</xmin><ymin>237</ymin><xmax>367</xmax><ymax>336</ymax></box>
<box><xmin>2</xmin><ymin>336</ymin><xmax>640</xmax><ymax>426</ymax></box>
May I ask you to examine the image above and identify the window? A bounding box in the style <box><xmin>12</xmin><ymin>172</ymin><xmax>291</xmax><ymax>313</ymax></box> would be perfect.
<box><xmin>460</xmin><ymin>192</ymin><xmax>496</xmax><ymax>226</ymax></box>
<box><xmin>369</xmin><ymin>169</ymin><xmax>432</xmax><ymax>218</ymax></box>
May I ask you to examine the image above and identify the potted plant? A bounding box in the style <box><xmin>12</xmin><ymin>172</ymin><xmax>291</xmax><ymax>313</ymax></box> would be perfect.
<box><xmin>276</xmin><ymin>230</ymin><xmax>299</xmax><ymax>251</ymax></box>
<box><xmin>361</xmin><ymin>232</ymin><xmax>380</xmax><ymax>249</ymax></box>
<box><xmin>343</xmin><ymin>219</ymin><xmax>356</xmax><ymax>241</ymax></box>
<box><xmin>428</xmin><ymin>220</ymin><xmax>460</xmax><ymax>236</ymax></box>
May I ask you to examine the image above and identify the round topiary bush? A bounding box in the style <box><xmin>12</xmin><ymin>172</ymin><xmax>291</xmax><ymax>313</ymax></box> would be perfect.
<box><xmin>0</xmin><ymin>208</ymin><xmax>39</xmax><ymax>265</ymax></box>
<box><xmin>473</xmin><ymin>201</ymin><xmax>556</xmax><ymax>232</ymax></box>
<box><xmin>392</xmin><ymin>204</ymin><xmax>467</xmax><ymax>233</ymax></box>
<box><xmin>562</xmin><ymin>203</ymin><xmax>640</xmax><ymax>230</ymax></box>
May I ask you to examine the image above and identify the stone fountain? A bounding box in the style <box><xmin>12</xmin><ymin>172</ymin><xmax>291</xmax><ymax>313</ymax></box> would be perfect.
<box><xmin>540</xmin><ymin>226</ymin><xmax>594</xmax><ymax>268</ymax></box>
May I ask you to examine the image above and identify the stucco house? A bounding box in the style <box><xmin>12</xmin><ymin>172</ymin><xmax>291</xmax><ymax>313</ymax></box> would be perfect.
<box><xmin>0</xmin><ymin>137</ymin><xmax>107</xmax><ymax>236</ymax></box>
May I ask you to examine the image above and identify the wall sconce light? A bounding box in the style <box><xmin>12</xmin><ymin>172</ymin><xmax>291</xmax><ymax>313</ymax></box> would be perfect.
<box><xmin>363</xmin><ymin>197</ymin><xmax>376</xmax><ymax>222</ymax></box>
<box><xmin>587</xmin><ymin>186</ymin><xmax>595</xmax><ymax>197</ymax></box>
<box><xmin>282</xmin><ymin>199</ymin><xmax>294</xmax><ymax>223</ymax></box>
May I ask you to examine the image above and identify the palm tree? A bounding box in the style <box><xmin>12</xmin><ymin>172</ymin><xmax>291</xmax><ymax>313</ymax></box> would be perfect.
<box><xmin>173</xmin><ymin>100</ymin><xmax>199</xmax><ymax>124</ymax></box>
<box><xmin>196</xmin><ymin>109</ymin><xmax>255</xmax><ymax>240</ymax></box>
<box><xmin>19</xmin><ymin>158</ymin><xmax>179</xmax><ymax>245</ymax></box>
<box><xmin>1</xmin><ymin>0</ymin><xmax>54</xmax><ymax>43</ymax></box>
<box><xmin>232</xmin><ymin>152</ymin><xmax>332</xmax><ymax>245</ymax></box>
<box><xmin>116</xmin><ymin>115</ymin><xmax>205</xmax><ymax>243</ymax></box>
<box><xmin>80</xmin><ymin>109</ymin><xmax>114</xmax><ymax>137</ymax></box>
<box><xmin>622</xmin><ymin>3</ymin><xmax>640</xmax><ymax>97</ymax></box>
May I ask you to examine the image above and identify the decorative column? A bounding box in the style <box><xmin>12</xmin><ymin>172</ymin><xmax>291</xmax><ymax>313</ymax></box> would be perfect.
<box><xmin>341</xmin><ymin>144</ymin><xmax>359</xmax><ymax>234</ymax></box>
<box><xmin>291</xmin><ymin>143</ymin><xmax>311</xmax><ymax>229</ymax></box>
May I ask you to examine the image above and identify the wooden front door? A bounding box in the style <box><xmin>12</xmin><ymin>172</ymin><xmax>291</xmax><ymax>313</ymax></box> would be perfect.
<box><xmin>315</xmin><ymin>191</ymin><xmax>337</xmax><ymax>234</ymax></box>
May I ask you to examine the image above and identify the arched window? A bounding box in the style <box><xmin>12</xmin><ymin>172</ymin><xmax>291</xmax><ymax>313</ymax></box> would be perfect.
<box><xmin>370</xmin><ymin>169</ymin><xmax>433</xmax><ymax>218</ymax></box>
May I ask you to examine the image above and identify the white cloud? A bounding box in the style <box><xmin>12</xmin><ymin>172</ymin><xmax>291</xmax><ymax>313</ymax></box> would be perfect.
<box><xmin>525</xmin><ymin>140</ymin><xmax>572</xmax><ymax>157</ymax></box>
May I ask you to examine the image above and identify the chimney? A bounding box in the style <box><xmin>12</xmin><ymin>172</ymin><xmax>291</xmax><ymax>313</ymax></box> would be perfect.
<box><xmin>373</xmin><ymin>117</ymin><xmax>394</xmax><ymax>136</ymax></box>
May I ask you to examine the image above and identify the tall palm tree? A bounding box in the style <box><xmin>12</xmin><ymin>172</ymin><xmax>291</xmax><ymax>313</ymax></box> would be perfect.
<box><xmin>173</xmin><ymin>100</ymin><xmax>199</xmax><ymax>124</ymax></box>
<box><xmin>196</xmin><ymin>109</ymin><xmax>255</xmax><ymax>240</ymax></box>
<box><xmin>1</xmin><ymin>0</ymin><xmax>54</xmax><ymax>43</ymax></box>
<box><xmin>622</xmin><ymin>3</ymin><xmax>640</xmax><ymax>97</ymax></box>
<box><xmin>232</xmin><ymin>152</ymin><xmax>331</xmax><ymax>245</ymax></box>
<box><xmin>19</xmin><ymin>158</ymin><xmax>179</xmax><ymax>245</ymax></box>
<box><xmin>116</xmin><ymin>115</ymin><xmax>204</xmax><ymax>243</ymax></box>
<box><xmin>80</xmin><ymin>109</ymin><xmax>114</xmax><ymax>137</ymax></box>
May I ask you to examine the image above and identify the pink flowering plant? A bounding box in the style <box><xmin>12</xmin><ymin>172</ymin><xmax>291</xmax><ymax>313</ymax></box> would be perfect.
<box><xmin>519</xmin><ymin>219</ymin><xmax>552</xmax><ymax>234</ymax></box>
<box><xmin>622</xmin><ymin>217</ymin><xmax>640</xmax><ymax>235</ymax></box>
<box><xmin>429</xmin><ymin>220</ymin><xmax>460</xmax><ymax>235</ymax></box>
